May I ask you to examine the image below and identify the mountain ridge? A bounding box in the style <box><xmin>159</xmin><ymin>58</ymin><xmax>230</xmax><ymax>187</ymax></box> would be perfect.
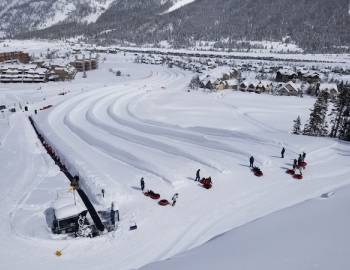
<box><xmin>1</xmin><ymin>0</ymin><xmax>349</xmax><ymax>52</ymax></box>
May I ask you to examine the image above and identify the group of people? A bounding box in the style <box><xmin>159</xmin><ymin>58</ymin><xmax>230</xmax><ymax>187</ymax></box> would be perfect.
<box><xmin>250</xmin><ymin>148</ymin><xmax>307</xmax><ymax>174</ymax></box>
<box><xmin>293</xmin><ymin>152</ymin><xmax>307</xmax><ymax>170</ymax></box>
<box><xmin>140</xmin><ymin>177</ymin><xmax>178</xmax><ymax>206</ymax></box>
<box><xmin>139</xmin><ymin>149</ymin><xmax>307</xmax><ymax>208</ymax></box>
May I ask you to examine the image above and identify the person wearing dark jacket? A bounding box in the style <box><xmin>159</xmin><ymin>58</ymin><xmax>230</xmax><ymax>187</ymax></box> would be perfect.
<box><xmin>281</xmin><ymin>147</ymin><xmax>285</xmax><ymax>158</ymax></box>
<box><xmin>249</xmin><ymin>156</ymin><xmax>254</xmax><ymax>168</ymax></box>
<box><xmin>298</xmin><ymin>154</ymin><xmax>302</xmax><ymax>166</ymax></box>
<box><xmin>302</xmin><ymin>152</ymin><xmax>306</xmax><ymax>162</ymax></box>
<box><xmin>140</xmin><ymin>177</ymin><xmax>145</xmax><ymax>191</ymax></box>
<box><xmin>172</xmin><ymin>193</ymin><xmax>179</xmax><ymax>206</ymax></box>
<box><xmin>293</xmin><ymin>159</ymin><xmax>298</xmax><ymax>170</ymax></box>
<box><xmin>195</xmin><ymin>169</ymin><xmax>201</xmax><ymax>181</ymax></box>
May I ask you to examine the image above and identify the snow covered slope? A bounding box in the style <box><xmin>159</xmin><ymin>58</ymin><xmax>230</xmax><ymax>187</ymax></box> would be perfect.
<box><xmin>1</xmin><ymin>50</ymin><xmax>350</xmax><ymax>270</ymax></box>
<box><xmin>141</xmin><ymin>185</ymin><xmax>350</xmax><ymax>270</ymax></box>
<box><xmin>164</xmin><ymin>0</ymin><xmax>197</xmax><ymax>13</ymax></box>
<box><xmin>0</xmin><ymin>0</ymin><xmax>114</xmax><ymax>32</ymax></box>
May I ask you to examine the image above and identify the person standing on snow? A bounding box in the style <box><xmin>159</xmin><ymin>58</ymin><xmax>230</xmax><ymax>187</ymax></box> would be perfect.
<box><xmin>281</xmin><ymin>147</ymin><xmax>285</xmax><ymax>158</ymax></box>
<box><xmin>249</xmin><ymin>156</ymin><xmax>255</xmax><ymax>168</ymax></box>
<box><xmin>195</xmin><ymin>169</ymin><xmax>201</xmax><ymax>181</ymax></box>
<box><xmin>302</xmin><ymin>152</ymin><xmax>306</xmax><ymax>162</ymax></box>
<box><xmin>293</xmin><ymin>159</ymin><xmax>298</xmax><ymax>170</ymax></box>
<box><xmin>140</xmin><ymin>177</ymin><xmax>145</xmax><ymax>192</ymax></box>
<box><xmin>172</xmin><ymin>193</ymin><xmax>179</xmax><ymax>207</ymax></box>
<box><xmin>298</xmin><ymin>154</ymin><xmax>303</xmax><ymax>166</ymax></box>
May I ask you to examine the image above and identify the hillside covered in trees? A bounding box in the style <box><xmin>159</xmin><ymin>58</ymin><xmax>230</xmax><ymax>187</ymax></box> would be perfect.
<box><xmin>5</xmin><ymin>0</ymin><xmax>350</xmax><ymax>52</ymax></box>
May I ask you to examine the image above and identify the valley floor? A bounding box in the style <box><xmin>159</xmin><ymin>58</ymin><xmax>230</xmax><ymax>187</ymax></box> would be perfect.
<box><xmin>0</xmin><ymin>53</ymin><xmax>349</xmax><ymax>270</ymax></box>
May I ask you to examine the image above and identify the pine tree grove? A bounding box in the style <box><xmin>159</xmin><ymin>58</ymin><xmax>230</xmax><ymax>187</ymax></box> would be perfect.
<box><xmin>303</xmin><ymin>91</ymin><xmax>329</xmax><ymax>137</ymax></box>
<box><xmin>298</xmin><ymin>83</ymin><xmax>350</xmax><ymax>141</ymax></box>
<box><xmin>330</xmin><ymin>82</ymin><xmax>350</xmax><ymax>140</ymax></box>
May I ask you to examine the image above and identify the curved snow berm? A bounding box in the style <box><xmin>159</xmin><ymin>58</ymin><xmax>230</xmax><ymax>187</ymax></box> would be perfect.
<box><xmin>16</xmin><ymin>61</ymin><xmax>350</xmax><ymax>270</ymax></box>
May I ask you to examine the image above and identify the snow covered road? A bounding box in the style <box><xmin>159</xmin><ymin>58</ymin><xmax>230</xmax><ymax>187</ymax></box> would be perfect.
<box><xmin>1</xmin><ymin>56</ymin><xmax>350</xmax><ymax>270</ymax></box>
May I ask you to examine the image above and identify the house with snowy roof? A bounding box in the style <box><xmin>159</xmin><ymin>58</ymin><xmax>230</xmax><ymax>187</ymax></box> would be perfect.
<box><xmin>298</xmin><ymin>70</ymin><xmax>320</xmax><ymax>84</ymax></box>
<box><xmin>0</xmin><ymin>63</ymin><xmax>49</xmax><ymax>83</ymax></box>
<box><xmin>226</xmin><ymin>79</ymin><xmax>239</xmax><ymax>90</ymax></box>
<box><xmin>276</xmin><ymin>69</ymin><xmax>298</xmax><ymax>83</ymax></box>
<box><xmin>276</xmin><ymin>81</ymin><xmax>301</xmax><ymax>96</ymax></box>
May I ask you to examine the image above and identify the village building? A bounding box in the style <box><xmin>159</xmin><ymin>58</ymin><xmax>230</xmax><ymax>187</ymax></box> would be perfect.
<box><xmin>215</xmin><ymin>80</ymin><xmax>228</xmax><ymax>90</ymax></box>
<box><xmin>276</xmin><ymin>81</ymin><xmax>301</xmax><ymax>96</ymax></box>
<box><xmin>0</xmin><ymin>60</ymin><xmax>76</xmax><ymax>83</ymax></box>
<box><xmin>238</xmin><ymin>80</ymin><xmax>272</xmax><ymax>94</ymax></box>
<box><xmin>0</xmin><ymin>63</ymin><xmax>49</xmax><ymax>83</ymax></box>
<box><xmin>298</xmin><ymin>71</ymin><xmax>320</xmax><ymax>84</ymax></box>
<box><xmin>200</xmin><ymin>76</ymin><xmax>215</xmax><ymax>90</ymax></box>
<box><xmin>41</xmin><ymin>59</ymin><xmax>77</xmax><ymax>81</ymax></box>
<box><xmin>276</xmin><ymin>69</ymin><xmax>298</xmax><ymax>83</ymax></box>
<box><xmin>70</xmin><ymin>54</ymin><xmax>98</xmax><ymax>72</ymax></box>
<box><xmin>226</xmin><ymin>79</ymin><xmax>239</xmax><ymax>90</ymax></box>
<box><xmin>0</xmin><ymin>51</ymin><xmax>30</xmax><ymax>64</ymax></box>
<box><xmin>256</xmin><ymin>80</ymin><xmax>273</xmax><ymax>94</ymax></box>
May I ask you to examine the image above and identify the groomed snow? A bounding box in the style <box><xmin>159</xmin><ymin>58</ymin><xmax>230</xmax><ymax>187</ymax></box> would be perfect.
<box><xmin>141</xmin><ymin>184</ymin><xmax>350</xmax><ymax>270</ymax></box>
<box><xmin>0</xmin><ymin>48</ymin><xmax>350</xmax><ymax>270</ymax></box>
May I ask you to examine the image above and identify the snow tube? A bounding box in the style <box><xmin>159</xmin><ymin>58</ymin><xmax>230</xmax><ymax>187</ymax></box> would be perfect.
<box><xmin>286</xmin><ymin>169</ymin><xmax>295</xmax><ymax>175</ymax></box>
<box><xmin>202</xmin><ymin>183</ymin><xmax>212</xmax><ymax>189</ymax></box>
<box><xmin>158</xmin><ymin>199</ymin><xmax>170</xmax><ymax>206</ymax></box>
<box><xmin>252</xmin><ymin>167</ymin><xmax>263</xmax><ymax>177</ymax></box>
<box><xmin>299</xmin><ymin>161</ymin><xmax>307</xmax><ymax>167</ymax></box>
<box><xmin>254</xmin><ymin>171</ymin><xmax>263</xmax><ymax>177</ymax></box>
<box><xmin>144</xmin><ymin>191</ymin><xmax>161</xmax><ymax>200</ymax></box>
<box><xmin>200</xmin><ymin>178</ymin><xmax>213</xmax><ymax>189</ymax></box>
<box><xmin>150</xmin><ymin>193</ymin><xmax>160</xmax><ymax>200</ymax></box>
<box><xmin>293</xmin><ymin>174</ymin><xmax>303</xmax><ymax>180</ymax></box>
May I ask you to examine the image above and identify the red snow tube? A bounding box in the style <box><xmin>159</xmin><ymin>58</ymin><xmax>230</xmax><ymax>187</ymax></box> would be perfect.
<box><xmin>293</xmin><ymin>174</ymin><xmax>303</xmax><ymax>180</ymax></box>
<box><xmin>200</xmin><ymin>178</ymin><xmax>213</xmax><ymax>189</ymax></box>
<box><xmin>252</xmin><ymin>168</ymin><xmax>263</xmax><ymax>177</ymax></box>
<box><xmin>299</xmin><ymin>161</ymin><xmax>307</xmax><ymax>167</ymax></box>
<box><xmin>286</xmin><ymin>169</ymin><xmax>295</xmax><ymax>175</ymax></box>
<box><xmin>203</xmin><ymin>183</ymin><xmax>212</xmax><ymax>189</ymax></box>
<box><xmin>158</xmin><ymin>199</ymin><xmax>170</xmax><ymax>206</ymax></box>
<box><xmin>254</xmin><ymin>171</ymin><xmax>263</xmax><ymax>177</ymax></box>
<box><xmin>144</xmin><ymin>191</ymin><xmax>160</xmax><ymax>199</ymax></box>
<box><xmin>150</xmin><ymin>193</ymin><xmax>160</xmax><ymax>200</ymax></box>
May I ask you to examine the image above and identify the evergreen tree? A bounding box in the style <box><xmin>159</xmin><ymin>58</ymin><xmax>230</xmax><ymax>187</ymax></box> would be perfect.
<box><xmin>292</xmin><ymin>116</ymin><xmax>302</xmax><ymax>134</ymax></box>
<box><xmin>303</xmin><ymin>91</ymin><xmax>330</xmax><ymax>136</ymax></box>
<box><xmin>330</xmin><ymin>82</ymin><xmax>350</xmax><ymax>138</ymax></box>
<box><xmin>339</xmin><ymin>113</ymin><xmax>350</xmax><ymax>141</ymax></box>
<box><xmin>189</xmin><ymin>75</ymin><xmax>202</xmax><ymax>90</ymax></box>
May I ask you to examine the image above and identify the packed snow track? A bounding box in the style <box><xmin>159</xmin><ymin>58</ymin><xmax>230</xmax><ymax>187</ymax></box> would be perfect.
<box><xmin>1</xmin><ymin>60</ymin><xmax>350</xmax><ymax>270</ymax></box>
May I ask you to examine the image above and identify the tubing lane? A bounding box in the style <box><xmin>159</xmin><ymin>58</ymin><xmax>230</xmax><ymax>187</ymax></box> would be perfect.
<box><xmin>28</xmin><ymin>116</ymin><xmax>105</xmax><ymax>232</ymax></box>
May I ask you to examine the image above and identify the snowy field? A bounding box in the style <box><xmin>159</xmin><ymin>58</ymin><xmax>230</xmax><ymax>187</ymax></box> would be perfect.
<box><xmin>1</xmin><ymin>45</ymin><xmax>350</xmax><ymax>270</ymax></box>
<box><xmin>142</xmin><ymin>184</ymin><xmax>350</xmax><ymax>270</ymax></box>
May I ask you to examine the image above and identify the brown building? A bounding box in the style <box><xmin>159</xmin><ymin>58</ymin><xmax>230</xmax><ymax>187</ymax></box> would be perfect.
<box><xmin>0</xmin><ymin>51</ymin><xmax>30</xmax><ymax>64</ymax></box>
<box><xmin>70</xmin><ymin>56</ymin><xmax>98</xmax><ymax>72</ymax></box>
